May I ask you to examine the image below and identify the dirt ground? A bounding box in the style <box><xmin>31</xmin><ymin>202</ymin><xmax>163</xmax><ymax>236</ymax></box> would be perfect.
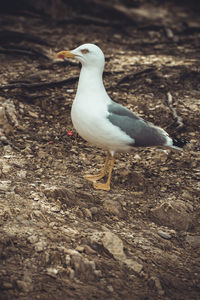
<box><xmin>0</xmin><ymin>1</ymin><xmax>200</xmax><ymax>299</ymax></box>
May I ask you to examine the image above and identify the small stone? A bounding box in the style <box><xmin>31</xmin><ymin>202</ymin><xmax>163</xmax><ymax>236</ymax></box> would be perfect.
<box><xmin>113</xmin><ymin>34</ymin><xmax>121</xmax><ymax>39</ymax></box>
<box><xmin>182</xmin><ymin>191</ymin><xmax>194</xmax><ymax>201</ymax></box>
<box><xmin>68</xmin><ymin>267</ymin><xmax>75</xmax><ymax>279</ymax></box>
<box><xmin>157</xmin><ymin>230</ymin><xmax>171</xmax><ymax>240</ymax></box>
<box><xmin>28</xmin><ymin>235</ymin><xmax>38</xmax><ymax>244</ymax></box>
<box><xmin>33</xmin><ymin>197</ymin><xmax>39</xmax><ymax>201</ymax></box>
<box><xmin>22</xmin><ymin>146</ymin><xmax>32</xmax><ymax>154</ymax></box>
<box><xmin>3</xmin><ymin>155</ymin><xmax>11</xmax><ymax>159</ymax></box>
<box><xmin>149</xmin><ymin>276</ymin><xmax>165</xmax><ymax>296</ymax></box>
<box><xmin>2</xmin><ymin>282</ymin><xmax>13</xmax><ymax>289</ymax></box>
<box><xmin>65</xmin><ymin>249</ymin><xmax>80</xmax><ymax>256</ymax></box>
<box><xmin>2</xmin><ymin>164</ymin><xmax>11</xmax><ymax>174</ymax></box>
<box><xmin>94</xmin><ymin>269</ymin><xmax>102</xmax><ymax>277</ymax></box>
<box><xmin>47</xmin><ymin>267</ymin><xmax>58</xmax><ymax>277</ymax></box>
<box><xmin>90</xmin><ymin>207</ymin><xmax>98</xmax><ymax>215</ymax></box>
<box><xmin>16</xmin><ymin>280</ymin><xmax>33</xmax><ymax>292</ymax></box>
<box><xmin>160</xmin><ymin>167</ymin><xmax>168</xmax><ymax>172</ymax></box>
<box><xmin>28</xmin><ymin>111</ymin><xmax>39</xmax><ymax>118</ymax></box>
<box><xmin>107</xmin><ymin>285</ymin><xmax>114</xmax><ymax>292</ymax></box>
<box><xmin>51</xmin><ymin>206</ymin><xmax>61</xmax><ymax>212</ymax></box>
<box><xmin>37</xmin><ymin>150</ymin><xmax>46</xmax><ymax>158</ymax></box>
<box><xmin>35</xmin><ymin>241</ymin><xmax>47</xmax><ymax>252</ymax></box>
<box><xmin>102</xmin><ymin>231</ymin><xmax>126</xmax><ymax>260</ymax></box>
<box><xmin>4</xmin><ymin>145</ymin><xmax>12</xmax><ymax>152</ymax></box>
<box><xmin>0</xmin><ymin>135</ymin><xmax>8</xmax><ymax>143</ymax></box>
<box><xmin>185</xmin><ymin>235</ymin><xmax>200</xmax><ymax>248</ymax></box>
<box><xmin>151</xmin><ymin>201</ymin><xmax>192</xmax><ymax>231</ymax></box>
<box><xmin>103</xmin><ymin>200</ymin><xmax>123</xmax><ymax>217</ymax></box>
<box><xmin>65</xmin><ymin>254</ymin><xmax>71</xmax><ymax>265</ymax></box>
<box><xmin>84</xmin><ymin>245</ymin><xmax>96</xmax><ymax>254</ymax></box>
<box><xmin>70</xmin><ymin>252</ymin><xmax>97</xmax><ymax>280</ymax></box>
<box><xmin>76</xmin><ymin>245</ymin><xmax>84</xmax><ymax>252</ymax></box>
<box><xmin>0</xmin><ymin>181</ymin><xmax>11</xmax><ymax>192</ymax></box>
<box><xmin>0</xmin><ymin>107</ymin><xmax>7</xmax><ymax>124</ymax></box>
<box><xmin>83</xmin><ymin>208</ymin><xmax>92</xmax><ymax>219</ymax></box>
<box><xmin>62</xmin><ymin>228</ymin><xmax>79</xmax><ymax>236</ymax></box>
<box><xmin>160</xmin><ymin>186</ymin><xmax>167</xmax><ymax>192</ymax></box>
<box><xmin>49</xmin><ymin>222</ymin><xmax>57</xmax><ymax>228</ymax></box>
<box><xmin>17</xmin><ymin>170</ymin><xmax>27</xmax><ymax>179</ymax></box>
<box><xmin>125</xmin><ymin>259</ymin><xmax>143</xmax><ymax>273</ymax></box>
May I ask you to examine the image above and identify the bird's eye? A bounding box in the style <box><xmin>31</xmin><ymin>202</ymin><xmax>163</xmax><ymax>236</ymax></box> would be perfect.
<box><xmin>81</xmin><ymin>49</ymin><xmax>89</xmax><ymax>54</ymax></box>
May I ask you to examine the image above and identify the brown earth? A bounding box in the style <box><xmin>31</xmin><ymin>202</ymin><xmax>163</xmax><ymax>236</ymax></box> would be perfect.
<box><xmin>0</xmin><ymin>1</ymin><xmax>200</xmax><ymax>300</ymax></box>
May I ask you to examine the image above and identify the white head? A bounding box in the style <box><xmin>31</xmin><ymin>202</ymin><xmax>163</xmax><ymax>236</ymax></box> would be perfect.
<box><xmin>57</xmin><ymin>43</ymin><xmax>105</xmax><ymax>71</ymax></box>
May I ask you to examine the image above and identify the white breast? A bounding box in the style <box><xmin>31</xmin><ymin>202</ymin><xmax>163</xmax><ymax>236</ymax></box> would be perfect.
<box><xmin>71</xmin><ymin>96</ymin><xmax>134</xmax><ymax>153</ymax></box>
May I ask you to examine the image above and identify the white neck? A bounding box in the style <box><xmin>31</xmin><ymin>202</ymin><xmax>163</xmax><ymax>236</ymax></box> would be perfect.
<box><xmin>75</xmin><ymin>65</ymin><xmax>108</xmax><ymax>100</ymax></box>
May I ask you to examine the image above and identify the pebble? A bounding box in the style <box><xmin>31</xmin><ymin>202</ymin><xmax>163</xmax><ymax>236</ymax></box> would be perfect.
<box><xmin>27</xmin><ymin>235</ymin><xmax>39</xmax><ymax>244</ymax></box>
<box><xmin>0</xmin><ymin>106</ymin><xmax>6</xmax><ymax>123</ymax></box>
<box><xmin>3</xmin><ymin>155</ymin><xmax>11</xmax><ymax>159</ymax></box>
<box><xmin>2</xmin><ymin>282</ymin><xmax>13</xmax><ymax>289</ymax></box>
<box><xmin>65</xmin><ymin>254</ymin><xmax>71</xmax><ymax>265</ymax></box>
<box><xmin>133</xmin><ymin>154</ymin><xmax>141</xmax><ymax>160</ymax></box>
<box><xmin>35</xmin><ymin>241</ymin><xmax>47</xmax><ymax>252</ymax></box>
<box><xmin>151</xmin><ymin>201</ymin><xmax>192</xmax><ymax>231</ymax></box>
<box><xmin>94</xmin><ymin>269</ymin><xmax>102</xmax><ymax>277</ymax></box>
<box><xmin>16</xmin><ymin>280</ymin><xmax>33</xmax><ymax>292</ymax></box>
<box><xmin>83</xmin><ymin>208</ymin><xmax>92</xmax><ymax>219</ymax></box>
<box><xmin>51</xmin><ymin>206</ymin><xmax>61</xmax><ymax>212</ymax></box>
<box><xmin>4</xmin><ymin>145</ymin><xmax>13</xmax><ymax>153</ymax></box>
<box><xmin>68</xmin><ymin>267</ymin><xmax>75</xmax><ymax>279</ymax></box>
<box><xmin>103</xmin><ymin>199</ymin><xmax>123</xmax><ymax>217</ymax></box>
<box><xmin>49</xmin><ymin>222</ymin><xmax>57</xmax><ymax>228</ymax></box>
<box><xmin>0</xmin><ymin>182</ymin><xmax>11</xmax><ymax>192</ymax></box>
<box><xmin>113</xmin><ymin>34</ymin><xmax>121</xmax><ymax>39</ymax></box>
<box><xmin>157</xmin><ymin>230</ymin><xmax>172</xmax><ymax>240</ymax></box>
<box><xmin>28</xmin><ymin>111</ymin><xmax>39</xmax><ymax>118</ymax></box>
<box><xmin>84</xmin><ymin>245</ymin><xmax>96</xmax><ymax>254</ymax></box>
<box><xmin>33</xmin><ymin>197</ymin><xmax>39</xmax><ymax>201</ymax></box>
<box><xmin>17</xmin><ymin>170</ymin><xmax>27</xmax><ymax>179</ymax></box>
<box><xmin>47</xmin><ymin>267</ymin><xmax>58</xmax><ymax>277</ymax></box>
<box><xmin>125</xmin><ymin>259</ymin><xmax>143</xmax><ymax>274</ymax></box>
<box><xmin>102</xmin><ymin>231</ymin><xmax>126</xmax><ymax>260</ymax></box>
<box><xmin>185</xmin><ymin>235</ymin><xmax>200</xmax><ymax>248</ymax></box>
<box><xmin>2</xmin><ymin>164</ymin><xmax>11</xmax><ymax>174</ymax></box>
<box><xmin>107</xmin><ymin>285</ymin><xmax>114</xmax><ymax>292</ymax></box>
<box><xmin>76</xmin><ymin>245</ymin><xmax>85</xmax><ymax>252</ymax></box>
<box><xmin>70</xmin><ymin>252</ymin><xmax>98</xmax><ymax>280</ymax></box>
<box><xmin>149</xmin><ymin>276</ymin><xmax>165</xmax><ymax>296</ymax></box>
<box><xmin>0</xmin><ymin>135</ymin><xmax>8</xmax><ymax>143</ymax></box>
<box><xmin>90</xmin><ymin>207</ymin><xmax>98</xmax><ymax>215</ymax></box>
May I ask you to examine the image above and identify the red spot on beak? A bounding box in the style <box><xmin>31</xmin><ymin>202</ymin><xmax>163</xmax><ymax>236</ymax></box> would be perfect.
<box><xmin>57</xmin><ymin>54</ymin><xmax>65</xmax><ymax>59</ymax></box>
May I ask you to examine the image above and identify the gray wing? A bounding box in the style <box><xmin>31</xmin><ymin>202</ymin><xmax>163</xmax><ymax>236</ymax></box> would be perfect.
<box><xmin>107</xmin><ymin>101</ymin><xmax>167</xmax><ymax>147</ymax></box>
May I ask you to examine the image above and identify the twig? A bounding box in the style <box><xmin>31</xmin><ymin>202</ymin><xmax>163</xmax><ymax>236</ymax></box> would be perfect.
<box><xmin>0</xmin><ymin>77</ymin><xmax>78</xmax><ymax>91</ymax></box>
<box><xmin>0</xmin><ymin>30</ymin><xmax>51</xmax><ymax>46</ymax></box>
<box><xmin>0</xmin><ymin>45</ymin><xmax>50</xmax><ymax>60</ymax></box>
<box><xmin>117</xmin><ymin>67</ymin><xmax>157</xmax><ymax>85</ymax></box>
<box><xmin>58</xmin><ymin>15</ymin><xmax>121</xmax><ymax>28</ymax></box>
<box><xmin>167</xmin><ymin>92</ymin><xmax>184</xmax><ymax>129</ymax></box>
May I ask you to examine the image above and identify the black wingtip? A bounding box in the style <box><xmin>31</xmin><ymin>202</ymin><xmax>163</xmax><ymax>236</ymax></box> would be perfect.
<box><xmin>173</xmin><ymin>137</ymin><xmax>189</xmax><ymax>148</ymax></box>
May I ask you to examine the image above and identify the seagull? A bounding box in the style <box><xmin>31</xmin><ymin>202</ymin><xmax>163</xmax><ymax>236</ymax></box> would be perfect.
<box><xmin>57</xmin><ymin>43</ymin><xmax>185</xmax><ymax>191</ymax></box>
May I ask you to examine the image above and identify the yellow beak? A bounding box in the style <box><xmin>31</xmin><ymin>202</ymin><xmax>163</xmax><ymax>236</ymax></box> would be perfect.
<box><xmin>56</xmin><ymin>50</ymin><xmax>75</xmax><ymax>59</ymax></box>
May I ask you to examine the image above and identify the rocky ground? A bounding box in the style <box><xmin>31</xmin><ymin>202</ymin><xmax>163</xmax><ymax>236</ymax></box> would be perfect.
<box><xmin>0</xmin><ymin>2</ymin><xmax>200</xmax><ymax>299</ymax></box>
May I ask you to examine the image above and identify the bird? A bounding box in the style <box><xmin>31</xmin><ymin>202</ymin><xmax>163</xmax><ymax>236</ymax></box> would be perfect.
<box><xmin>56</xmin><ymin>43</ymin><xmax>186</xmax><ymax>191</ymax></box>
